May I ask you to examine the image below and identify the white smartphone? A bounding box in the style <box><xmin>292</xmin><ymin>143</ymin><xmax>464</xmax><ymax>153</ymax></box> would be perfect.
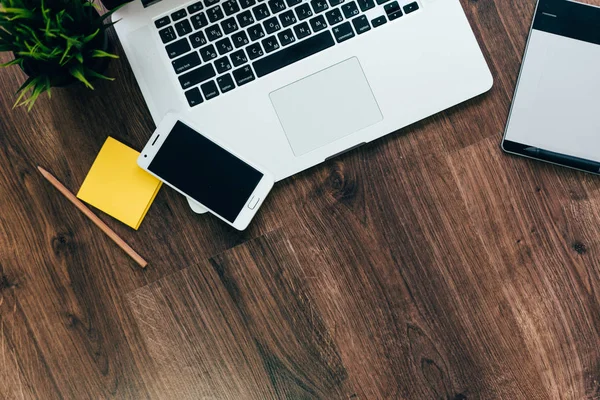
<box><xmin>137</xmin><ymin>114</ymin><xmax>274</xmax><ymax>230</ymax></box>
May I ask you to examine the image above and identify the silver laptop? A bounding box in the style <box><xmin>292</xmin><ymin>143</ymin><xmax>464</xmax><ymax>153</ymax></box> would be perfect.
<box><xmin>113</xmin><ymin>0</ymin><xmax>492</xmax><ymax>212</ymax></box>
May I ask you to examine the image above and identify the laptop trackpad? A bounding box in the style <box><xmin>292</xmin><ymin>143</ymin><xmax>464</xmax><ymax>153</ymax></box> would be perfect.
<box><xmin>270</xmin><ymin>57</ymin><xmax>383</xmax><ymax>156</ymax></box>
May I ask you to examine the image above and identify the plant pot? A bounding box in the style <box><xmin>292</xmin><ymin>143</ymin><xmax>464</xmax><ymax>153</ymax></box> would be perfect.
<box><xmin>18</xmin><ymin>8</ymin><xmax>112</xmax><ymax>88</ymax></box>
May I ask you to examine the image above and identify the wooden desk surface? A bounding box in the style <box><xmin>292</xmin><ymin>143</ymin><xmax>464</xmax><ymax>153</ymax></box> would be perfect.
<box><xmin>1</xmin><ymin>1</ymin><xmax>599</xmax><ymax>398</ymax></box>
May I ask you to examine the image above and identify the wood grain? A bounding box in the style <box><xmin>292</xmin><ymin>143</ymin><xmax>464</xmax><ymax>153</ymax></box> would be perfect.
<box><xmin>1</xmin><ymin>0</ymin><xmax>600</xmax><ymax>398</ymax></box>
<box><xmin>37</xmin><ymin>167</ymin><xmax>148</xmax><ymax>268</ymax></box>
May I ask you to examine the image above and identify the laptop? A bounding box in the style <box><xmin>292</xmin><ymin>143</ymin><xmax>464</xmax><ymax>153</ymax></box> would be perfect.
<box><xmin>113</xmin><ymin>0</ymin><xmax>492</xmax><ymax>212</ymax></box>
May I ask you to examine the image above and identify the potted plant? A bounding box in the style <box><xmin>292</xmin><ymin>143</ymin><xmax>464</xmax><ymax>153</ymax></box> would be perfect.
<box><xmin>0</xmin><ymin>0</ymin><xmax>125</xmax><ymax>110</ymax></box>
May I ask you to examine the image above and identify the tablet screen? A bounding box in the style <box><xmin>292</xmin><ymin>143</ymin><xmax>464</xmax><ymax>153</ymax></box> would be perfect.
<box><xmin>503</xmin><ymin>0</ymin><xmax>600</xmax><ymax>168</ymax></box>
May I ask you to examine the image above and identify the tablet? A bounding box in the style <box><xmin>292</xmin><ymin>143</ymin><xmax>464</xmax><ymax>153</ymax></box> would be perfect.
<box><xmin>502</xmin><ymin>0</ymin><xmax>600</xmax><ymax>175</ymax></box>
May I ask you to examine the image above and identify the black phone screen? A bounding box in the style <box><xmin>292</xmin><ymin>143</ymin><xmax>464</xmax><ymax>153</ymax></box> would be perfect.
<box><xmin>148</xmin><ymin>121</ymin><xmax>263</xmax><ymax>222</ymax></box>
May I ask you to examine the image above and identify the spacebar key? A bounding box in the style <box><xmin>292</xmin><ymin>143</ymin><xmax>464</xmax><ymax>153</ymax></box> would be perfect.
<box><xmin>253</xmin><ymin>31</ymin><xmax>335</xmax><ymax>78</ymax></box>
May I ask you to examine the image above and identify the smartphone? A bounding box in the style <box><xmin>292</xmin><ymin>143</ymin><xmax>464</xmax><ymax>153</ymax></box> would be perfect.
<box><xmin>137</xmin><ymin>114</ymin><xmax>274</xmax><ymax>230</ymax></box>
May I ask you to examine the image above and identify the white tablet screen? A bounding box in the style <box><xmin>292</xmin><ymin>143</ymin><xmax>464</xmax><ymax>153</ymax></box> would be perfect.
<box><xmin>504</xmin><ymin>0</ymin><xmax>600</xmax><ymax>165</ymax></box>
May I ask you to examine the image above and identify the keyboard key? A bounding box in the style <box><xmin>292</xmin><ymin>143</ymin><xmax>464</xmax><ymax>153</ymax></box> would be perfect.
<box><xmin>188</xmin><ymin>1</ymin><xmax>204</xmax><ymax>14</ymax></box>
<box><xmin>205</xmin><ymin>0</ymin><xmax>219</xmax><ymax>5</ymax></box>
<box><xmin>286</xmin><ymin>0</ymin><xmax>302</xmax><ymax>6</ymax></box>
<box><xmin>179</xmin><ymin>64</ymin><xmax>216</xmax><ymax>89</ymax></box>
<box><xmin>253</xmin><ymin>30</ymin><xmax>334</xmax><ymax>77</ymax></box>
<box><xmin>309</xmin><ymin>15</ymin><xmax>327</xmax><ymax>32</ymax></box>
<box><xmin>351</xmin><ymin>15</ymin><xmax>370</xmax><ymax>34</ymax></box>
<box><xmin>199</xmin><ymin>44</ymin><xmax>218</xmax><ymax>61</ymax></box>
<box><xmin>384</xmin><ymin>1</ymin><xmax>400</xmax><ymax>14</ymax></box>
<box><xmin>356</xmin><ymin>0</ymin><xmax>374</xmax><ymax>11</ymax></box>
<box><xmin>332</xmin><ymin>21</ymin><xmax>354</xmax><ymax>42</ymax></box>
<box><xmin>201</xmin><ymin>80</ymin><xmax>219</xmax><ymax>99</ymax></box>
<box><xmin>388</xmin><ymin>10</ymin><xmax>402</xmax><ymax>20</ymax></box>
<box><xmin>371</xmin><ymin>15</ymin><xmax>386</xmax><ymax>27</ymax></box>
<box><xmin>325</xmin><ymin>8</ymin><xmax>343</xmax><ymax>25</ymax></box>
<box><xmin>232</xmin><ymin>31</ymin><xmax>250</xmax><ymax>47</ymax></box>
<box><xmin>231</xmin><ymin>49</ymin><xmax>249</xmax><ymax>66</ymax></box>
<box><xmin>240</xmin><ymin>0</ymin><xmax>256</xmax><ymax>8</ymax></box>
<box><xmin>217</xmin><ymin>73</ymin><xmax>236</xmax><ymax>93</ymax></box>
<box><xmin>166</xmin><ymin>38</ymin><xmax>191</xmax><ymax>58</ymax></box>
<box><xmin>172</xmin><ymin>51</ymin><xmax>202</xmax><ymax>74</ymax></box>
<box><xmin>262</xmin><ymin>35</ymin><xmax>280</xmax><ymax>53</ymax></box>
<box><xmin>216</xmin><ymin>37</ymin><xmax>234</xmax><ymax>54</ymax></box>
<box><xmin>329</xmin><ymin>0</ymin><xmax>344</xmax><ymax>5</ymax></box>
<box><xmin>155</xmin><ymin>16</ymin><xmax>170</xmax><ymax>28</ymax></box>
<box><xmin>385</xmin><ymin>1</ymin><xmax>402</xmax><ymax>20</ymax></box>
<box><xmin>311</xmin><ymin>0</ymin><xmax>329</xmax><ymax>13</ymax></box>
<box><xmin>221</xmin><ymin>17</ymin><xmax>239</xmax><ymax>34</ymax></box>
<box><xmin>248</xmin><ymin>24</ymin><xmax>266</xmax><ymax>40</ymax></box>
<box><xmin>175</xmin><ymin>19</ymin><xmax>193</xmax><ymax>36</ymax></box>
<box><xmin>246</xmin><ymin>42</ymin><xmax>264</xmax><ymax>59</ymax></box>
<box><xmin>185</xmin><ymin>87</ymin><xmax>203</xmax><ymax>107</ymax></box>
<box><xmin>253</xmin><ymin>3</ymin><xmax>271</xmax><ymax>20</ymax></box>
<box><xmin>264</xmin><ymin>16</ymin><xmax>281</xmax><ymax>33</ymax></box>
<box><xmin>171</xmin><ymin>9</ymin><xmax>187</xmax><ymax>21</ymax></box>
<box><xmin>191</xmin><ymin>13</ymin><xmax>209</xmax><ymax>30</ymax></box>
<box><xmin>295</xmin><ymin>3</ymin><xmax>313</xmax><ymax>20</ymax></box>
<box><xmin>279</xmin><ymin>10</ymin><xmax>297</xmax><ymax>27</ymax></box>
<box><xmin>376</xmin><ymin>0</ymin><xmax>389</xmax><ymax>4</ymax></box>
<box><xmin>294</xmin><ymin>21</ymin><xmax>311</xmax><ymax>39</ymax></box>
<box><xmin>341</xmin><ymin>1</ymin><xmax>359</xmax><ymax>18</ymax></box>
<box><xmin>214</xmin><ymin>56</ymin><xmax>232</xmax><ymax>73</ymax></box>
<box><xmin>268</xmin><ymin>0</ymin><xmax>287</xmax><ymax>14</ymax></box>
<box><xmin>232</xmin><ymin>65</ymin><xmax>256</xmax><ymax>86</ymax></box>
<box><xmin>206</xmin><ymin>25</ymin><xmax>223</xmax><ymax>41</ymax></box>
<box><xmin>190</xmin><ymin>31</ymin><xmax>208</xmax><ymax>47</ymax></box>
<box><xmin>277</xmin><ymin>29</ymin><xmax>295</xmax><ymax>46</ymax></box>
<box><xmin>403</xmin><ymin>1</ymin><xmax>418</xmax><ymax>13</ymax></box>
<box><xmin>223</xmin><ymin>0</ymin><xmax>241</xmax><ymax>15</ymax></box>
<box><xmin>159</xmin><ymin>26</ymin><xmax>177</xmax><ymax>43</ymax></box>
<box><xmin>207</xmin><ymin>5</ymin><xmax>224</xmax><ymax>22</ymax></box>
<box><xmin>237</xmin><ymin>10</ymin><xmax>255</xmax><ymax>27</ymax></box>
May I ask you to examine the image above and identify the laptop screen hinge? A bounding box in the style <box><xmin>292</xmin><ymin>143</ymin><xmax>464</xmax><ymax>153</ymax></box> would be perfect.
<box><xmin>325</xmin><ymin>142</ymin><xmax>367</xmax><ymax>161</ymax></box>
<box><xmin>141</xmin><ymin>0</ymin><xmax>163</xmax><ymax>8</ymax></box>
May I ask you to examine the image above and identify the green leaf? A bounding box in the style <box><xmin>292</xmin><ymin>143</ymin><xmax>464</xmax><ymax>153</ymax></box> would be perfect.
<box><xmin>86</xmin><ymin>68</ymin><xmax>114</xmax><ymax>81</ymax></box>
<box><xmin>75</xmin><ymin>52</ymin><xmax>83</xmax><ymax>63</ymax></box>
<box><xmin>16</xmin><ymin>76</ymin><xmax>36</xmax><ymax>94</ymax></box>
<box><xmin>48</xmin><ymin>47</ymin><xmax>61</xmax><ymax>58</ymax></box>
<box><xmin>2</xmin><ymin>8</ymin><xmax>34</xmax><ymax>20</ymax></box>
<box><xmin>82</xmin><ymin>28</ymin><xmax>99</xmax><ymax>44</ymax></box>
<box><xmin>0</xmin><ymin>58</ymin><xmax>20</xmax><ymax>67</ymax></box>
<box><xmin>91</xmin><ymin>49</ymin><xmax>118</xmax><ymax>59</ymax></box>
<box><xmin>13</xmin><ymin>75</ymin><xmax>37</xmax><ymax>109</ymax></box>
<box><xmin>59</xmin><ymin>40</ymin><xmax>72</xmax><ymax>65</ymax></box>
<box><xmin>100</xmin><ymin>2</ymin><xmax>130</xmax><ymax>22</ymax></box>
<box><xmin>101</xmin><ymin>19</ymin><xmax>120</xmax><ymax>30</ymax></box>
<box><xmin>25</xmin><ymin>80</ymin><xmax>49</xmax><ymax>111</ymax></box>
<box><xmin>43</xmin><ymin>13</ymin><xmax>56</xmax><ymax>38</ymax></box>
<box><xmin>55</xmin><ymin>9</ymin><xmax>65</xmax><ymax>30</ymax></box>
<box><xmin>69</xmin><ymin>64</ymin><xmax>94</xmax><ymax>89</ymax></box>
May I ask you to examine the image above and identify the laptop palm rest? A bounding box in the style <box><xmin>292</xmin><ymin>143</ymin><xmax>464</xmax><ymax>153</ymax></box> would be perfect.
<box><xmin>270</xmin><ymin>57</ymin><xmax>383</xmax><ymax>156</ymax></box>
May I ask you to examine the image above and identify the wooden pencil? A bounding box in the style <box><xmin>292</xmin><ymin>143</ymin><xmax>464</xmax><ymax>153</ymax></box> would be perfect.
<box><xmin>37</xmin><ymin>166</ymin><xmax>148</xmax><ymax>268</ymax></box>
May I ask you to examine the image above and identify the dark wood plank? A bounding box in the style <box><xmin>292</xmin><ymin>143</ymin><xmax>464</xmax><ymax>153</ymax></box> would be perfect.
<box><xmin>0</xmin><ymin>0</ymin><xmax>599</xmax><ymax>398</ymax></box>
<box><xmin>448</xmin><ymin>137</ymin><xmax>600</xmax><ymax>398</ymax></box>
<box><xmin>126</xmin><ymin>259</ymin><xmax>280</xmax><ymax>399</ymax></box>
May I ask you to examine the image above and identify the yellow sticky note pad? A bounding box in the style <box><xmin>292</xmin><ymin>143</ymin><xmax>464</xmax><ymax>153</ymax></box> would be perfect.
<box><xmin>77</xmin><ymin>137</ymin><xmax>162</xmax><ymax>230</ymax></box>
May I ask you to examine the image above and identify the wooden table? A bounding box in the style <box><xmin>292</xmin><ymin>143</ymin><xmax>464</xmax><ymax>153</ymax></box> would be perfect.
<box><xmin>1</xmin><ymin>1</ymin><xmax>599</xmax><ymax>398</ymax></box>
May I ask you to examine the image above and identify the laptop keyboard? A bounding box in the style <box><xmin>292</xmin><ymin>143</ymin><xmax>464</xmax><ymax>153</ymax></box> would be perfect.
<box><xmin>154</xmin><ymin>0</ymin><xmax>421</xmax><ymax>107</ymax></box>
